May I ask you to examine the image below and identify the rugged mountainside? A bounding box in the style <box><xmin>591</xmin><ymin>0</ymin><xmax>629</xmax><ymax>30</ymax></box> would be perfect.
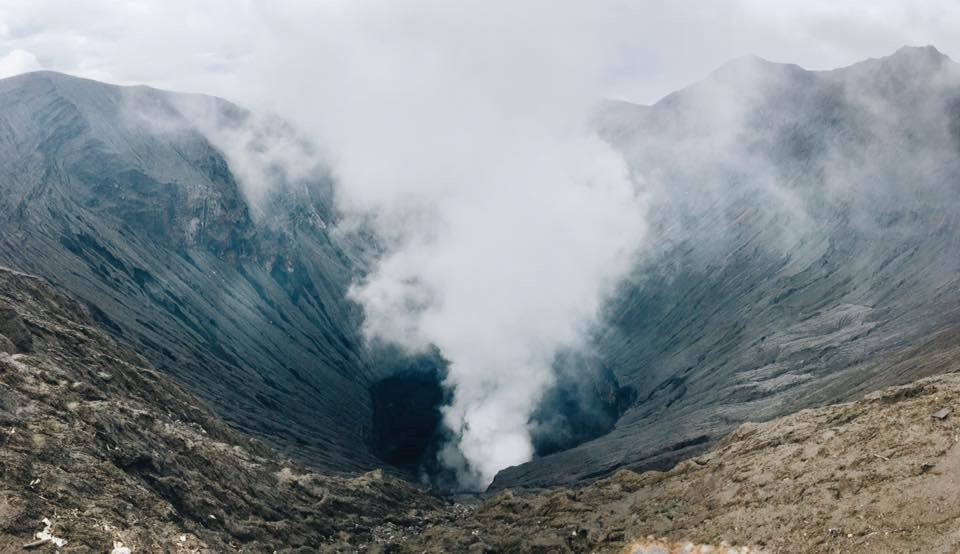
<box><xmin>3</xmin><ymin>47</ymin><xmax>960</xmax><ymax>493</ymax></box>
<box><xmin>495</xmin><ymin>45</ymin><xmax>960</xmax><ymax>488</ymax></box>
<box><xmin>3</xmin><ymin>263</ymin><xmax>960</xmax><ymax>553</ymax></box>
<box><xmin>0</xmin><ymin>71</ymin><xmax>384</xmax><ymax>473</ymax></box>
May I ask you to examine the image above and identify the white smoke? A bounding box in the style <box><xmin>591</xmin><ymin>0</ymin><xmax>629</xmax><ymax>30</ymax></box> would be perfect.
<box><xmin>236</xmin><ymin>2</ymin><xmax>647</xmax><ymax>488</ymax></box>
<box><xmin>119</xmin><ymin>89</ymin><xmax>323</xmax><ymax>218</ymax></box>
<box><xmin>348</xmin><ymin>133</ymin><xmax>644</xmax><ymax>487</ymax></box>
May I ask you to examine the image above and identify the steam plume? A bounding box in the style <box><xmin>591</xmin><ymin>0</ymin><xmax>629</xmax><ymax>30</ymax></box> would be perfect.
<box><xmin>242</xmin><ymin>2</ymin><xmax>647</xmax><ymax>487</ymax></box>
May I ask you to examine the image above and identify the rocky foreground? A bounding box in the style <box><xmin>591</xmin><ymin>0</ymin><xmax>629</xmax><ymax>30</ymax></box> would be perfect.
<box><xmin>2</xmin><ymin>265</ymin><xmax>960</xmax><ymax>553</ymax></box>
<box><xmin>410</xmin><ymin>374</ymin><xmax>960</xmax><ymax>553</ymax></box>
<box><xmin>0</xmin><ymin>266</ymin><xmax>441</xmax><ymax>553</ymax></box>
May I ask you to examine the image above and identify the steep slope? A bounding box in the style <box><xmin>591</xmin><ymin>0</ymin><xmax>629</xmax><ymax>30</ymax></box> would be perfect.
<box><xmin>0</xmin><ymin>266</ymin><xmax>443</xmax><ymax>552</ymax></box>
<box><xmin>0</xmin><ymin>71</ymin><xmax>382</xmax><ymax>472</ymax></box>
<box><xmin>495</xmin><ymin>46</ymin><xmax>960</xmax><ymax>487</ymax></box>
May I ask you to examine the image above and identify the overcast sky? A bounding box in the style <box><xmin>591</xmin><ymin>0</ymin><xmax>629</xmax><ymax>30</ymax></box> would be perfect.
<box><xmin>1</xmin><ymin>1</ymin><xmax>958</xmax><ymax>106</ymax></box>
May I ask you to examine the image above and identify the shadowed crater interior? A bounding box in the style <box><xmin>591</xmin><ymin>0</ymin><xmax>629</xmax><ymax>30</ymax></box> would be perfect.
<box><xmin>530</xmin><ymin>352</ymin><xmax>637</xmax><ymax>457</ymax></box>
<box><xmin>368</xmin><ymin>348</ymin><xmax>451</xmax><ymax>476</ymax></box>
<box><xmin>369</xmin><ymin>347</ymin><xmax>637</xmax><ymax>485</ymax></box>
<box><xmin>370</xmin><ymin>371</ymin><xmax>446</xmax><ymax>472</ymax></box>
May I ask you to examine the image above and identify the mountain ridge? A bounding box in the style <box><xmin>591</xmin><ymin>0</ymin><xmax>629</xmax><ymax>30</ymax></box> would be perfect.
<box><xmin>493</xmin><ymin>43</ymin><xmax>960</xmax><ymax>488</ymax></box>
<box><xmin>0</xmin><ymin>69</ymin><xmax>383</xmax><ymax>474</ymax></box>
<box><xmin>3</xmin><ymin>45</ymin><xmax>960</xmax><ymax>491</ymax></box>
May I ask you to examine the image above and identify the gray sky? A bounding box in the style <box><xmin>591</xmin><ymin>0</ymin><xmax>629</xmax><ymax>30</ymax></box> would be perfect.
<box><xmin>1</xmin><ymin>1</ymin><xmax>958</xmax><ymax>105</ymax></box>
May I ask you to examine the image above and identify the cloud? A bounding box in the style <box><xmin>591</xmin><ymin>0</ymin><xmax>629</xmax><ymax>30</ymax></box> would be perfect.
<box><xmin>3</xmin><ymin>2</ymin><xmax>960</xmax><ymax>103</ymax></box>
<box><xmin>0</xmin><ymin>48</ymin><xmax>41</xmax><ymax>78</ymax></box>
<box><xmin>119</xmin><ymin>89</ymin><xmax>324</xmax><ymax>217</ymax></box>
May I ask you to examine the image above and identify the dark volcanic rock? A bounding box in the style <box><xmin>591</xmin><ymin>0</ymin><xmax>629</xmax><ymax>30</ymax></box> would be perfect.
<box><xmin>0</xmin><ymin>306</ymin><xmax>31</xmax><ymax>353</ymax></box>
